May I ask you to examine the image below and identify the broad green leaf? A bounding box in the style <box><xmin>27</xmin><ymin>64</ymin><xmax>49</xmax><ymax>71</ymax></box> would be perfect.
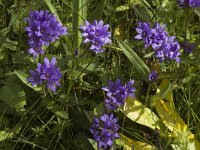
<box><xmin>0</xmin><ymin>82</ymin><xmax>26</xmax><ymax>112</ymax></box>
<box><xmin>119</xmin><ymin>134</ymin><xmax>156</xmax><ymax>150</ymax></box>
<box><xmin>116</xmin><ymin>38</ymin><xmax>150</xmax><ymax>79</ymax></box>
<box><xmin>14</xmin><ymin>70</ymin><xmax>41</xmax><ymax>92</ymax></box>
<box><xmin>121</xmin><ymin>97</ymin><xmax>165</xmax><ymax>131</ymax></box>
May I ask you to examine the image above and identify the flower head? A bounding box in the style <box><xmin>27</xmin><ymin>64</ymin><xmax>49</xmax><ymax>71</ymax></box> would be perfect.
<box><xmin>27</xmin><ymin>57</ymin><xmax>62</xmax><ymax>92</ymax></box>
<box><xmin>149</xmin><ymin>70</ymin><xmax>158</xmax><ymax>82</ymax></box>
<box><xmin>178</xmin><ymin>0</ymin><xmax>200</xmax><ymax>8</ymax></box>
<box><xmin>80</xmin><ymin>20</ymin><xmax>111</xmax><ymax>53</ymax></box>
<box><xmin>135</xmin><ymin>22</ymin><xmax>181</xmax><ymax>63</ymax></box>
<box><xmin>102</xmin><ymin>79</ymin><xmax>135</xmax><ymax>110</ymax></box>
<box><xmin>90</xmin><ymin>113</ymin><xmax>120</xmax><ymax>149</ymax></box>
<box><xmin>25</xmin><ymin>10</ymin><xmax>67</xmax><ymax>57</ymax></box>
<box><xmin>135</xmin><ymin>22</ymin><xmax>152</xmax><ymax>48</ymax></box>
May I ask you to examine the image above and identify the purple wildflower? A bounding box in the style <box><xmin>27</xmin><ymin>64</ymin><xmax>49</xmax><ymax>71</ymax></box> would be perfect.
<box><xmin>90</xmin><ymin>113</ymin><xmax>120</xmax><ymax>150</ymax></box>
<box><xmin>135</xmin><ymin>22</ymin><xmax>152</xmax><ymax>48</ymax></box>
<box><xmin>25</xmin><ymin>10</ymin><xmax>67</xmax><ymax>58</ymax></box>
<box><xmin>135</xmin><ymin>22</ymin><xmax>181</xmax><ymax>63</ymax></box>
<box><xmin>27</xmin><ymin>57</ymin><xmax>62</xmax><ymax>92</ymax></box>
<box><xmin>178</xmin><ymin>0</ymin><xmax>200</xmax><ymax>8</ymax></box>
<box><xmin>151</xmin><ymin>23</ymin><xmax>168</xmax><ymax>50</ymax></box>
<box><xmin>102</xmin><ymin>79</ymin><xmax>135</xmax><ymax>110</ymax></box>
<box><xmin>80</xmin><ymin>20</ymin><xmax>111</xmax><ymax>53</ymax></box>
<box><xmin>149</xmin><ymin>70</ymin><xmax>158</xmax><ymax>82</ymax></box>
<box><xmin>180</xmin><ymin>41</ymin><xmax>195</xmax><ymax>53</ymax></box>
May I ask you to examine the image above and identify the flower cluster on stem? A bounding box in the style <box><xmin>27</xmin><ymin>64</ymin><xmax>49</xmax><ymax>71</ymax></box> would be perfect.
<box><xmin>25</xmin><ymin>10</ymin><xmax>67</xmax><ymax>58</ymax></box>
<box><xmin>80</xmin><ymin>20</ymin><xmax>112</xmax><ymax>53</ymax></box>
<box><xmin>102</xmin><ymin>79</ymin><xmax>136</xmax><ymax>110</ymax></box>
<box><xmin>90</xmin><ymin>113</ymin><xmax>120</xmax><ymax>150</ymax></box>
<box><xmin>27</xmin><ymin>57</ymin><xmax>62</xmax><ymax>92</ymax></box>
<box><xmin>135</xmin><ymin>22</ymin><xmax>181</xmax><ymax>62</ymax></box>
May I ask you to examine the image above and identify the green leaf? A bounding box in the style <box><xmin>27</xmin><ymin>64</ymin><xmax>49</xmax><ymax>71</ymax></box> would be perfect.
<box><xmin>88</xmin><ymin>0</ymin><xmax>106</xmax><ymax>21</ymax></box>
<box><xmin>116</xmin><ymin>38</ymin><xmax>150</xmax><ymax>79</ymax></box>
<box><xmin>121</xmin><ymin>97</ymin><xmax>165</xmax><ymax>131</ymax></box>
<box><xmin>43</xmin><ymin>99</ymin><xmax>68</xmax><ymax>119</ymax></box>
<box><xmin>88</xmin><ymin>138</ymin><xmax>98</xmax><ymax>150</ymax></box>
<box><xmin>14</xmin><ymin>70</ymin><xmax>41</xmax><ymax>92</ymax></box>
<box><xmin>94</xmin><ymin>103</ymin><xmax>105</xmax><ymax>116</ymax></box>
<box><xmin>0</xmin><ymin>82</ymin><xmax>26</xmax><ymax>112</ymax></box>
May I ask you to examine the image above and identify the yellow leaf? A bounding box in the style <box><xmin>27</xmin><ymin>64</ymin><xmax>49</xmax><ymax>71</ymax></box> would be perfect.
<box><xmin>120</xmin><ymin>133</ymin><xmax>157</xmax><ymax>150</ymax></box>
<box><xmin>154</xmin><ymin>80</ymin><xmax>191</xmax><ymax>139</ymax></box>
<box><xmin>121</xmin><ymin>97</ymin><xmax>165</xmax><ymax>131</ymax></box>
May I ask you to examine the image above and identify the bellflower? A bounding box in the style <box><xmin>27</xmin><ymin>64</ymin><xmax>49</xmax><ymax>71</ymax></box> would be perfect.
<box><xmin>25</xmin><ymin>10</ymin><xmax>67</xmax><ymax>57</ymax></box>
<box><xmin>135</xmin><ymin>22</ymin><xmax>181</xmax><ymax>62</ymax></box>
<box><xmin>178</xmin><ymin>0</ymin><xmax>200</xmax><ymax>8</ymax></box>
<box><xmin>135</xmin><ymin>22</ymin><xmax>152</xmax><ymax>48</ymax></box>
<box><xmin>27</xmin><ymin>57</ymin><xmax>62</xmax><ymax>92</ymax></box>
<box><xmin>80</xmin><ymin>20</ymin><xmax>111</xmax><ymax>53</ymax></box>
<box><xmin>90</xmin><ymin>113</ymin><xmax>120</xmax><ymax>150</ymax></box>
<box><xmin>102</xmin><ymin>79</ymin><xmax>135</xmax><ymax>110</ymax></box>
<box><xmin>149</xmin><ymin>70</ymin><xmax>158</xmax><ymax>82</ymax></box>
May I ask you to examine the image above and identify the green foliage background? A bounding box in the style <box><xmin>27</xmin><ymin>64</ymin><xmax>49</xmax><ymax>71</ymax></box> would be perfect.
<box><xmin>0</xmin><ymin>0</ymin><xmax>200</xmax><ymax>149</ymax></box>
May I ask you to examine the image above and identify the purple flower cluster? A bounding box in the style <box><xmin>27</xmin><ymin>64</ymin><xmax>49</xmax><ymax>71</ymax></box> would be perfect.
<box><xmin>27</xmin><ymin>57</ymin><xmax>62</xmax><ymax>92</ymax></box>
<box><xmin>135</xmin><ymin>22</ymin><xmax>181</xmax><ymax>63</ymax></box>
<box><xmin>80</xmin><ymin>20</ymin><xmax>112</xmax><ymax>53</ymax></box>
<box><xmin>25</xmin><ymin>10</ymin><xmax>67</xmax><ymax>58</ymax></box>
<box><xmin>102</xmin><ymin>79</ymin><xmax>136</xmax><ymax>110</ymax></box>
<box><xmin>90</xmin><ymin>113</ymin><xmax>119</xmax><ymax>149</ymax></box>
<box><xmin>149</xmin><ymin>70</ymin><xmax>158</xmax><ymax>82</ymax></box>
<box><xmin>178</xmin><ymin>0</ymin><xmax>200</xmax><ymax>8</ymax></box>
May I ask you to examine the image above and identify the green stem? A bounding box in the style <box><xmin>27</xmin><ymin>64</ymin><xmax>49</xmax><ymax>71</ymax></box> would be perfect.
<box><xmin>184</xmin><ymin>8</ymin><xmax>189</xmax><ymax>41</ymax></box>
